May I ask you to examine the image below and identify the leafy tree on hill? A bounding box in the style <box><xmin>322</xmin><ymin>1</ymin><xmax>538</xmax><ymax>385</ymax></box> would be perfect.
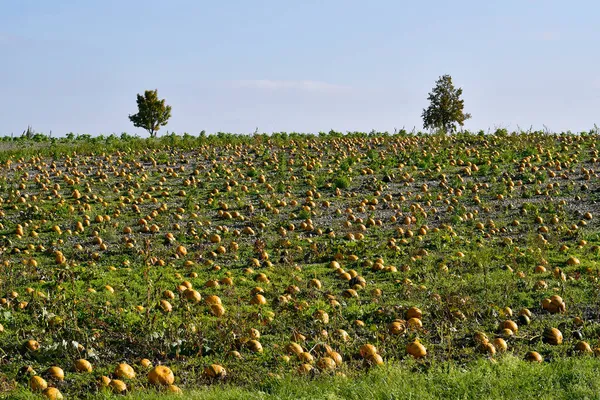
<box><xmin>422</xmin><ymin>74</ymin><xmax>471</xmax><ymax>134</ymax></box>
<box><xmin>128</xmin><ymin>89</ymin><xmax>172</xmax><ymax>138</ymax></box>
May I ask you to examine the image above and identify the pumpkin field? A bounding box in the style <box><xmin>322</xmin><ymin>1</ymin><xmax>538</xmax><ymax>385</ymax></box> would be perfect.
<box><xmin>2</xmin><ymin>131</ymin><xmax>600</xmax><ymax>399</ymax></box>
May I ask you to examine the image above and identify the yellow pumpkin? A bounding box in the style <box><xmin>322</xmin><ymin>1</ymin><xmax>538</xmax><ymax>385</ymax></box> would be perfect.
<box><xmin>297</xmin><ymin>363</ymin><xmax>313</xmax><ymax>374</ymax></box>
<box><xmin>210</xmin><ymin>304</ymin><xmax>226</xmax><ymax>317</ymax></box>
<box><xmin>140</xmin><ymin>358</ymin><xmax>152</xmax><ymax>368</ymax></box>
<box><xmin>29</xmin><ymin>375</ymin><xmax>48</xmax><ymax>391</ymax></box>
<box><xmin>327</xmin><ymin>350</ymin><xmax>343</xmax><ymax>366</ymax></box>
<box><xmin>148</xmin><ymin>365</ymin><xmax>175</xmax><ymax>386</ymax></box>
<box><xmin>25</xmin><ymin>339</ymin><xmax>40</xmax><ymax>352</ymax></box>
<box><xmin>406</xmin><ymin>306</ymin><xmax>422</xmax><ymax>319</ymax></box>
<box><xmin>480</xmin><ymin>342</ymin><xmax>496</xmax><ymax>355</ymax></box>
<box><xmin>109</xmin><ymin>379</ymin><xmax>127</xmax><ymax>393</ymax></box>
<box><xmin>407</xmin><ymin>317</ymin><xmax>423</xmax><ymax>329</ymax></box>
<box><xmin>364</xmin><ymin>353</ymin><xmax>384</xmax><ymax>366</ymax></box>
<box><xmin>46</xmin><ymin>366</ymin><xmax>64</xmax><ymax>381</ymax></box>
<box><xmin>286</xmin><ymin>342</ymin><xmax>304</xmax><ymax>355</ymax></box>
<box><xmin>298</xmin><ymin>352</ymin><xmax>314</xmax><ymax>363</ymax></box>
<box><xmin>388</xmin><ymin>320</ymin><xmax>406</xmax><ymax>335</ymax></box>
<box><xmin>167</xmin><ymin>384</ymin><xmax>183</xmax><ymax>394</ymax></box>
<box><xmin>543</xmin><ymin>328</ymin><xmax>563</xmax><ymax>345</ymax></box>
<box><xmin>406</xmin><ymin>341</ymin><xmax>427</xmax><ymax>358</ymax></box>
<box><xmin>502</xmin><ymin>320</ymin><xmax>518</xmax><ymax>333</ymax></box>
<box><xmin>42</xmin><ymin>387</ymin><xmax>64</xmax><ymax>400</ymax></box>
<box><xmin>204</xmin><ymin>364</ymin><xmax>227</xmax><ymax>378</ymax></box>
<box><xmin>317</xmin><ymin>357</ymin><xmax>337</xmax><ymax>371</ymax></box>
<box><xmin>493</xmin><ymin>338</ymin><xmax>508</xmax><ymax>352</ymax></box>
<box><xmin>473</xmin><ymin>331</ymin><xmax>489</xmax><ymax>345</ymax></box>
<box><xmin>74</xmin><ymin>359</ymin><xmax>93</xmax><ymax>373</ymax></box>
<box><xmin>359</xmin><ymin>344</ymin><xmax>378</xmax><ymax>358</ymax></box>
<box><xmin>205</xmin><ymin>295</ymin><xmax>222</xmax><ymax>305</ymax></box>
<box><xmin>183</xmin><ymin>289</ymin><xmax>202</xmax><ymax>303</ymax></box>
<box><xmin>575</xmin><ymin>341</ymin><xmax>592</xmax><ymax>353</ymax></box>
<box><xmin>524</xmin><ymin>351</ymin><xmax>543</xmax><ymax>362</ymax></box>
<box><xmin>247</xmin><ymin>339</ymin><xmax>263</xmax><ymax>352</ymax></box>
<box><xmin>114</xmin><ymin>363</ymin><xmax>136</xmax><ymax>379</ymax></box>
<box><xmin>99</xmin><ymin>376</ymin><xmax>111</xmax><ymax>387</ymax></box>
<box><xmin>250</xmin><ymin>294</ymin><xmax>267</xmax><ymax>305</ymax></box>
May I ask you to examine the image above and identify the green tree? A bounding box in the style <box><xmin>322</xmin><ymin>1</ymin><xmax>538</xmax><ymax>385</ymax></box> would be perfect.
<box><xmin>422</xmin><ymin>75</ymin><xmax>471</xmax><ymax>134</ymax></box>
<box><xmin>128</xmin><ymin>89</ymin><xmax>172</xmax><ymax>138</ymax></box>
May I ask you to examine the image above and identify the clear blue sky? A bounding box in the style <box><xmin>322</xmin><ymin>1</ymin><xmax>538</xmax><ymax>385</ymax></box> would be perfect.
<box><xmin>1</xmin><ymin>0</ymin><xmax>599</xmax><ymax>136</ymax></box>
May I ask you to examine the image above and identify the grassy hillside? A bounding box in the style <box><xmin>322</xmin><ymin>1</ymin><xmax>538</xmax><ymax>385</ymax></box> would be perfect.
<box><xmin>1</xmin><ymin>131</ymin><xmax>600</xmax><ymax>398</ymax></box>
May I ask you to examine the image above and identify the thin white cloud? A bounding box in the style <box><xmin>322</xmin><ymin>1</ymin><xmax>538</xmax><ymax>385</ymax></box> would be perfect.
<box><xmin>0</xmin><ymin>33</ymin><xmax>18</xmax><ymax>44</ymax></box>
<box><xmin>231</xmin><ymin>79</ymin><xmax>351</xmax><ymax>93</ymax></box>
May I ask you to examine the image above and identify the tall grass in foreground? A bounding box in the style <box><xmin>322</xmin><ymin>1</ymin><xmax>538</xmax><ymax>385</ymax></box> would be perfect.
<box><xmin>6</xmin><ymin>356</ymin><xmax>600</xmax><ymax>399</ymax></box>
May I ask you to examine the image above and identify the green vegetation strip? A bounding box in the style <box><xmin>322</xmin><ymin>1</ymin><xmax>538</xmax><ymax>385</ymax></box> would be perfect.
<box><xmin>7</xmin><ymin>356</ymin><xmax>600</xmax><ymax>399</ymax></box>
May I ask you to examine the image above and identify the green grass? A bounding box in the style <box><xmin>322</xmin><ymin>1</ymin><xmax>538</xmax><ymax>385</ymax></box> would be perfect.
<box><xmin>7</xmin><ymin>356</ymin><xmax>600</xmax><ymax>399</ymax></box>
<box><xmin>2</xmin><ymin>131</ymin><xmax>600</xmax><ymax>398</ymax></box>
